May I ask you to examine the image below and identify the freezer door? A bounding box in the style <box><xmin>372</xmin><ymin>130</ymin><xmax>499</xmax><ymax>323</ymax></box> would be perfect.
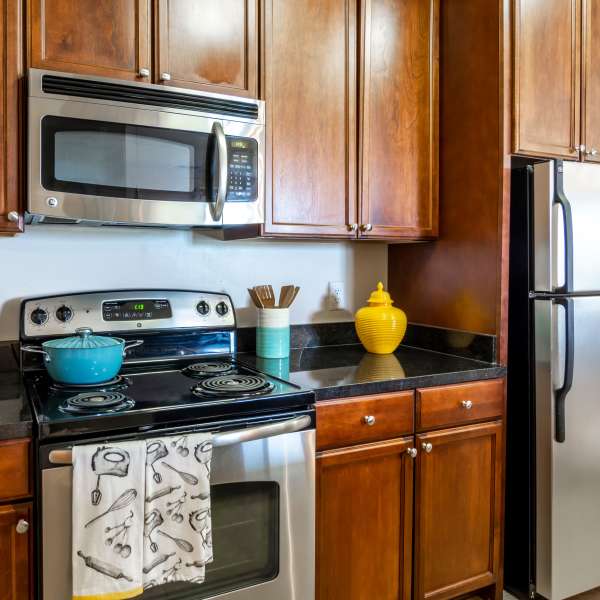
<box><xmin>535</xmin><ymin>297</ymin><xmax>600</xmax><ymax>600</ymax></box>
<box><xmin>533</xmin><ymin>161</ymin><xmax>600</xmax><ymax>293</ymax></box>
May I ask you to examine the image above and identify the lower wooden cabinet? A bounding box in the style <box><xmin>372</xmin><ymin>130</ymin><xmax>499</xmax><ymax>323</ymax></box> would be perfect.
<box><xmin>317</xmin><ymin>437</ymin><xmax>414</xmax><ymax>600</ymax></box>
<box><xmin>0</xmin><ymin>502</ymin><xmax>32</xmax><ymax>600</ymax></box>
<box><xmin>414</xmin><ymin>421</ymin><xmax>503</xmax><ymax>600</ymax></box>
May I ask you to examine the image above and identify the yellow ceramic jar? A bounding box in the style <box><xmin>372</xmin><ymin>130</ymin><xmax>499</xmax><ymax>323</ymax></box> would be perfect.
<box><xmin>355</xmin><ymin>282</ymin><xmax>407</xmax><ymax>354</ymax></box>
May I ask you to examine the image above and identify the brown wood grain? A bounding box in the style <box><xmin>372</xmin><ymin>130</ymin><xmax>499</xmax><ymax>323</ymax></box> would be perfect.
<box><xmin>316</xmin><ymin>437</ymin><xmax>414</xmax><ymax>600</ymax></box>
<box><xmin>388</xmin><ymin>0</ymin><xmax>509</xmax><ymax>339</ymax></box>
<box><xmin>0</xmin><ymin>503</ymin><xmax>32</xmax><ymax>600</ymax></box>
<box><xmin>261</xmin><ymin>0</ymin><xmax>357</xmax><ymax>237</ymax></box>
<box><xmin>155</xmin><ymin>0</ymin><xmax>258</xmax><ymax>97</ymax></box>
<box><xmin>359</xmin><ymin>0</ymin><xmax>439</xmax><ymax>239</ymax></box>
<box><xmin>316</xmin><ymin>391</ymin><xmax>414</xmax><ymax>450</ymax></box>
<box><xmin>583</xmin><ymin>0</ymin><xmax>600</xmax><ymax>162</ymax></box>
<box><xmin>416</xmin><ymin>379</ymin><xmax>504</xmax><ymax>432</ymax></box>
<box><xmin>0</xmin><ymin>439</ymin><xmax>31</xmax><ymax>502</ymax></box>
<box><xmin>28</xmin><ymin>0</ymin><xmax>151</xmax><ymax>80</ymax></box>
<box><xmin>414</xmin><ymin>421</ymin><xmax>503</xmax><ymax>600</ymax></box>
<box><xmin>513</xmin><ymin>0</ymin><xmax>581</xmax><ymax>159</ymax></box>
<box><xmin>0</xmin><ymin>0</ymin><xmax>23</xmax><ymax>235</ymax></box>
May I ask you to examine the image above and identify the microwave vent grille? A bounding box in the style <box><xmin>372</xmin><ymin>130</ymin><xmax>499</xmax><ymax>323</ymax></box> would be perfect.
<box><xmin>42</xmin><ymin>75</ymin><xmax>259</xmax><ymax>120</ymax></box>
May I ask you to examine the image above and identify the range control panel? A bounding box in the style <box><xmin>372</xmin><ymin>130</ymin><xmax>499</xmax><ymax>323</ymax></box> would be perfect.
<box><xmin>21</xmin><ymin>290</ymin><xmax>235</xmax><ymax>339</ymax></box>
<box><xmin>226</xmin><ymin>137</ymin><xmax>258</xmax><ymax>202</ymax></box>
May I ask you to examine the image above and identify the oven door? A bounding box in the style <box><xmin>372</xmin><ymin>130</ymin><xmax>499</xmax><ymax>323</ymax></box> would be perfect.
<box><xmin>28</xmin><ymin>85</ymin><xmax>264</xmax><ymax>228</ymax></box>
<box><xmin>40</xmin><ymin>413</ymin><xmax>315</xmax><ymax>600</ymax></box>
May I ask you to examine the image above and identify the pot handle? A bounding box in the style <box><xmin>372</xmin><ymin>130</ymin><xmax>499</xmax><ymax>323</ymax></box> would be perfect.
<box><xmin>122</xmin><ymin>340</ymin><xmax>144</xmax><ymax>357</ymax></box>
<box><xmin>21</xmin><ymin>345</ymin><xmax>51</xmax><ymax>362</ymax></box>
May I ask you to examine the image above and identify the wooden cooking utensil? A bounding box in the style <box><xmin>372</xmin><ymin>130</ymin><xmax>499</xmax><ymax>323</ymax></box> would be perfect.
<box><xmin>288</xmin><ymin>286</ymin><xmax>300</xmax><ymax>307</ymax></box>
<box><xmin>248</xmin><ymin>288</ymin><xmax>264</xmax><ymax>308</ymax></box>
<box><xmin>256</xmin><ymin>285</ymin><xmax>276</xmax><ymax>308</ymax></box>
<box><xmin>279</xmin><ymin>285</ymin><xmax>295</xmax><ymax>308</ymax></box>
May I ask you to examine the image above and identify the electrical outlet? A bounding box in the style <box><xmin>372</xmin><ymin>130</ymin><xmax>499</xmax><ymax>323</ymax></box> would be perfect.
<box><xmin>328</xmin><ymin>281</ymin><xmax>345</xmax><ymax>311</ymax></box>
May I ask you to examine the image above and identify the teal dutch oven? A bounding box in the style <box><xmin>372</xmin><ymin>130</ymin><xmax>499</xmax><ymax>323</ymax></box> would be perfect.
<box><xmin>22</xmin><ymin>327</ymin><xmax>143</xmax><ymax>385</ymax></box>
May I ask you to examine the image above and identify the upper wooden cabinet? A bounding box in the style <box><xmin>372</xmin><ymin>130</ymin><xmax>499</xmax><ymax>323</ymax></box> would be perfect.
<box><xmin>262</xmin><ymin>0</ymin><xmax>357</xmax><ymax>237</ymax></box>
<box><xmin>359</xmin><ymin>0</ymin><xmax>439</xmax><ymax>239</ymax></box>
<box><xmin>0</xmin><ymin>0</ymin><xmax>23</xmax><ymax>235</ymax></box>
<box><xmin>583</xmin><ymin>0</ymin><xmax>600</xmax><ymax>162</ymax></box>
<box><xmin>155</xmin><ymin>0</ymin><xmax>258</xmax><ymax>97</ymax></box>
<box><xmin>0</xmin><ymin>503</ymin><xmax>32</xmax><ymax>600</ymax></box>
<box><xmin>28</xmin><ymin>0</ymin><xmax>152</xmax><ymax>81</ymax></box>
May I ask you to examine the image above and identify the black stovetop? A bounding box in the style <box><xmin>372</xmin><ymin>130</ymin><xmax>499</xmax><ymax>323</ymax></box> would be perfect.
<box><xmin>25</xmin><ymin>357</ymin><xmax>314</xmax><ymax>441</ymax></box>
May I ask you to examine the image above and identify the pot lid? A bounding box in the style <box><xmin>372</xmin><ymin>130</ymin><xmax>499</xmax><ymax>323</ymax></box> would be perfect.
<box><xmin>43</xmin><ymin>328</ymin><xmax>122</xmax><ymax>349</ymax></box>
<box><xmin>367</xmin><ymin>282</ymin><xmax>394</xmax><ymax>307</ymax></box>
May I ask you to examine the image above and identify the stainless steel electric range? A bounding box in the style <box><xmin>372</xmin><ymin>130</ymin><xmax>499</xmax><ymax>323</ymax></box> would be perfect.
<box><xmin>20</xmin><ymin>290</ymin><xmax>315</xmax><ymax>600</ymax></box>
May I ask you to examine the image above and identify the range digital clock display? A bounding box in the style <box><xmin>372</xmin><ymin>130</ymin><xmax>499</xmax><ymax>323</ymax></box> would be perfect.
<box><xmin>102</xmin><ymin>299</ymin><xmax>172</xmax><ymax>321</ymax></box>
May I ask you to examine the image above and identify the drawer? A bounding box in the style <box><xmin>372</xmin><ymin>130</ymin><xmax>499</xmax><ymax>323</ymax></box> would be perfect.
<box><xmin>0</xmin><ymin>438</ymin><xmax>31</xmax><ymax>502</ymax></box>
<box><xmin>416</xmin><ymin>379</ymin><xmax>504</xmax><ymax>431</ymax></box>
<box><xmin>317</xmin><ymin>391</ymin><xmax>414</xmax><ymax>451</ymax></box>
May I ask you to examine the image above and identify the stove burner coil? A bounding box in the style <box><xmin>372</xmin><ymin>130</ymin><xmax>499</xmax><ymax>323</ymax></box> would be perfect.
<box><xmin>182</xmin><ymin>361</ymin><xmax>236</xmax><ymax>378</ymax></box>
<box><xmin>60</xmin><ymin>391</ymin><xmax>134</xmax><ymax>414</ymax></box>
<box><xmin>50</xmin><ymin>375</ymin><xmax>130</xmax><ymax>394</ymax></box>
<box><xmin>191</xmin><ymin>374</ymin><xmax>274</xmax><ymax>399</ymax></box>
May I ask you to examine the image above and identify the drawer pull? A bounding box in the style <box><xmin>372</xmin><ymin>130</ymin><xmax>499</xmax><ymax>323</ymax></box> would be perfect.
<box><xmin>461</xmin><ymin>400</ymin><xmax>473</xmax><ymax>410</ymax></box>
<box><xmin>363</xmin><ymin>415</ymin><xmax>376</xmax><ymax>426</ymax></box>
<box><xmin>406</xmin><ymin>447</ymin><xmax>418</xmax><ymax>459</ymax></box>
<box><xmin>422</xmin><ymin>442</ymin><xmax>433</xmax><ymax>454</ymax></box>
<box><xmin>16</xmin><ymin>519</ymin><xmax>29</xmax><ymax>534</ymax></box>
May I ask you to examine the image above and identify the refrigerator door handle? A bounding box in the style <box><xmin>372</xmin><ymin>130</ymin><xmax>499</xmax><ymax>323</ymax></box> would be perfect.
<box><xmin>554</xmin><ymin>161</ymin><xmax>574</xmax><ymax>294</ymax></box>
<box><xmin>553</xmin><ymin>297</ymin><xmax>574</xmax><ymax>443</ymax></box>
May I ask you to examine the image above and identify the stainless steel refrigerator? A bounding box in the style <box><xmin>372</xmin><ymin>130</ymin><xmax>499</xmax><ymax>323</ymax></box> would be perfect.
<box><xmin>505</xmin><ymin>158</ymin><xmax>600</xmax><ymax>600</ymax></box>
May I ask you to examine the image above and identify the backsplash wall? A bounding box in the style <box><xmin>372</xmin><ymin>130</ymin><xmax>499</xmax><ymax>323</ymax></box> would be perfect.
<box><xmin>0</xmin><ymin>226</ymin><xmax>387</xmax><ymax>341</ymax></box>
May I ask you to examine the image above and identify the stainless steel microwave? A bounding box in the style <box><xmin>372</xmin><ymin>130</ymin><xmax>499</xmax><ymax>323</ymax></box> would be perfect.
<box><xmin>27</xmin><ymin>69</ymin><xmax>265</xmax><ymax>229</ymax></box>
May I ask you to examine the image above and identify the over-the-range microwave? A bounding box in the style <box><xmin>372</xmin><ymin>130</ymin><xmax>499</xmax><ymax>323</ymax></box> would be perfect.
<box><xmin>27</xmin><ymin>69</ymin><xmax>265</xmax><ymax>232</ymax></box>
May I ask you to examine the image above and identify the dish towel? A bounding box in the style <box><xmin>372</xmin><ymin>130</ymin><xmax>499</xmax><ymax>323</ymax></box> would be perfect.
<box><xmin>143</xmin><ymin>433</ymin><xmax>213</xmax><ymax>590</ymax></box>
<box><xmin>72</xmin><ymin>441</ymin><xmax>146</xmax><ymax>600</ymax></box>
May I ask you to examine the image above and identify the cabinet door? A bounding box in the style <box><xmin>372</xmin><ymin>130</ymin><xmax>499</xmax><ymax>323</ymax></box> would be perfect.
<box><xmin>29</xmin><ymin>0</ymin><xmax>151</xmax><ymax>81</ymax></box>
<box><xmin>514</xmin><ymin>0</ymin><xmax>581</xmax><ymax>159</ymax></box>
<box><xmin>0</xmin><ymin>0</ymin><xmax>22</xmax><ymax>235</ymax></box>
<box><xmin>583</xmin><ymin>0</ymin><xmax>600</xmax><ymax>162</ymax></box>
<box><xmin>359</xmin><ymin>0</ymin><xmax>439</xmax><ymax>239</ymax></box>
<box><xmin>0</xmin><ymin>503</ymin><xmax>32</xmax><ymax>600</ymax></box>
<box><xmin>155</xmin><ymin>0</ymin><xmax>258</xmax><ymax>97</ymax></box>
<box><xmin>262</xmin><ymin>0</ymin><xmax>357</xmax><ymax>237</ymax></box>
<box><xmin>414</xmin><ymin>421</ymin><xmax>503</xmax><ymax>600</ymax></box>
<box><xmin>317</xmin><ymin>437</ymin><xmax>414</xmax><ymax>600</ymax></box>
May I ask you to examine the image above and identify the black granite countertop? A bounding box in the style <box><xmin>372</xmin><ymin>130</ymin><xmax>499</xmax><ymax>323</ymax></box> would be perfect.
<box><xmin>239</xmin><ymin>343</ymin><xmax>506</xmax><ymax>401</ymax></box>
<box><xmin>0</xmin><ymin>343</ymin><xmax>32</xmax><ymax>441</ymax></box>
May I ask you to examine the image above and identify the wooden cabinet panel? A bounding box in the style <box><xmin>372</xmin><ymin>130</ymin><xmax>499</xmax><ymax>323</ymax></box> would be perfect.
<box><xmin>417</xmin><ymin>378</ymin><xmax>504</xmax><ymax>432</ymax></box>
<box><xmin>583</xmin><ymin>0</ymin><xmax>600</xmax><ymax>162</ymax></box>
<box><xmin>316</xmin><ymin>391</ymin><xmax>414</xmax><ymax>450</ymax></box>
<box><xmin>155</xmin><ymin>0</ymin><xmax>258</xmax><ymax>97</ymax></box>
<box><xmin>359</xmin><ymin>0</ymin><xmax>439</xmax><ymax>239</ymax></box>
<box><xmin>262</xmin><ymin>0</ymin><xmax>357</xmax><ymax>237</ymax></box>
<box><xmin>317</xmin><ymin>437</ymin><xmax>414</xmax><ymax>600</ymax></box>
<box><xmin>414</xmin><ymin>421</ymin><xmax>503</xmax><ymax>600</ymax></box>
<box><xmin>514</xmin><ymin>0</ymin><xmax>581</xmax><ymax>159</ymax></box>
<box><xmin>0</xmin><ymin>439</ymin><xmax>31</xmax><ymax>502</ymax></box>
<box><xmin>29</xmin><ymin>0</ymin><xmax>151</xmax><ymax>81</ymax></box>
<box><xmin>0</xmin><ymin>503</ymin><xmax>32</xmax><ymax>600</ymax></box>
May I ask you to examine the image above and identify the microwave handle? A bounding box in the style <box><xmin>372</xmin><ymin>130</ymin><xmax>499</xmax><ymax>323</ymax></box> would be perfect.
<box><xmin>210</xmin><ymin>121</ymin><xmax>228</xmax><ymax>222</ymax></box>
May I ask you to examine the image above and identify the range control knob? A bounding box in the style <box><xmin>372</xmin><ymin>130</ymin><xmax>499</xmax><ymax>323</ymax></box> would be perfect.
<box><xmin>196</xmin><ymin>301</ymin><xmax>210</xmax><ymax>316</ymax></box>
<box><xmin>56</xmin><ymin>305</ymin><xmax>73</xmax><ymax>323</ymax></box>
<box><xmin>216</xmin><ymin>301</ymin><xmax>229</xmax><ymax>317</ymax></box>
<box><xmin>30</xmin><ymin>308</ymin><xmax>48</xmax><ymax>326</ymax></box>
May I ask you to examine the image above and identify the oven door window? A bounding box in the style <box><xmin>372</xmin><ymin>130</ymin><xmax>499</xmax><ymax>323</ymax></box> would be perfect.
<box><xmin>142</xmin><ymin>482</ymin><xmax>279</xmax><ymax>598</ymax></box>
<box><xmin>41</xmin><ymin>116</ymin><xmax>217</xmax><ymax>202</ymax></box>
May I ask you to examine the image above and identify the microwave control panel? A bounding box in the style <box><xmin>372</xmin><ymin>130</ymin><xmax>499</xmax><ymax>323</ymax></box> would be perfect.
<box><xmin>226</xmin><ymin>137</ymin><xmax>258</xmax><ymax>202</ymax></box>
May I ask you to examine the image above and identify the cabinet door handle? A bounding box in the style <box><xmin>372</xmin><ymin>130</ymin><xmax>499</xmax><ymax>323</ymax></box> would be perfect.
<box><xmin>138</xmin><ymin>68</ymin><xmax>150</xmax><ymax>78</ymax></box>
<box><xmin>7</xmin><ymin>211</ymin><xmax>19</xmax><ymax>223</ymax></box>
<box><xmin>363</xmin><ymin>415</ymin><xmax>376</xmax><ymax>426</ymax></box>
<box><xmin>160</xmin><ymin>72</ymin><xmax>171</xmax><ymax>82</ymax></box>
<box><xmin>422</xmin><ymin>442</ymin><xmax>433</xmax><ymax>454</ymax></box>
<box><xmin>406</xmin><ymin>447</ymin><xmax>418</xmax><ymax>459</ymax></box>
<box><xmin>347</xmin><ymin>223</ymin><xmax>358</xmax><ymax>232</ymax></box>
<box><xmin>461</xmin><ymin>400</ymin><xmax>473</xmax><ymax>410</ymax></box>
<box><xmin>16</xmin><ymin>519</ymin><xmax>29</xmax><ymax>534</ymax></box>
<box><xmin>359</xmin><ymin>224</ymin><xmax>373</xmax><ymax>233</ymax></box>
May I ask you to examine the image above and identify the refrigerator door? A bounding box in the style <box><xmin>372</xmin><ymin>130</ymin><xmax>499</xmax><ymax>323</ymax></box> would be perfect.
<box><xmin>533</xmin><ymin>160</ymin><xmax>600</xmax><ymax>293</ymax></box>
<box><xmin>535</xmin><ymin>296</ymin><xmax>600</xmax><ymax>600</ymax></box>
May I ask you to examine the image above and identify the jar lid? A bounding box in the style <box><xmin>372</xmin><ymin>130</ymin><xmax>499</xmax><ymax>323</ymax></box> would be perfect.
<box><xmin>43</xmin><ymin>327</ymin><xmax>122</xmax><ymax>349</ymax></box>
<box><xmin>367</xmin><ymin>282</ymin><xmax>394</xmax><ymax>307</ymax></box>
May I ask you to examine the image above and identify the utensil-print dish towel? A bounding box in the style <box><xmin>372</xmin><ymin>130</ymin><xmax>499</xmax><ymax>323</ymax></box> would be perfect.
<box><xmin>72</xmin><ymin>441</ymin><xmax>146</xmax><ymax>600</ymax></box>
<box><xmin>143</xmin><ymin>433</ymin><xmax>213</xmax><ymax>590</ymax></box>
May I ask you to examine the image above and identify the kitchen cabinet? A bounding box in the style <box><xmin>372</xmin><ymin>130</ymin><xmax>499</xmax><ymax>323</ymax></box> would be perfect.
<box><xmin>0</xmin><ymin>0</ymin><xmax>22</xmax><ymax>235</ymax></box>
<box><xmin>358</xmin><ymin>0</ymin><xmax>439</xmax><ymax>239</ymax></box>
<box><xmin>28</xmin><ymin>0</ymin><xmax>152</xmax><ymax>81</ymax></box>
<box><xmin>583</xmin><ymin>0</ymin><xmax>600</xmax><ymax>162</ymax></box>
<box><xmin>317</xmin><ymin>437</ymin><xmax>414</xmax><ymax>600</ymax></box>
<box><xmin>414</xmin><ymin>421</ymin><xmax>503</xmax><ymax>600</ymax></box>
<box><xmin>0</xmin><ymin>503</ymin><xmax>32</xmax><ymax>600</ymax></box>
<box><xmin>155</xmin><ymin>0</ymin><xmax>258</xmax><ymax>97</ymax></box>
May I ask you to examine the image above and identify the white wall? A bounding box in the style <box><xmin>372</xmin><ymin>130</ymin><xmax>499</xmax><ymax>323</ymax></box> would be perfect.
<box><xmin>0</xmin><ymin>226</ymin><xmax>388</xmax><ymax>341</ymax></box>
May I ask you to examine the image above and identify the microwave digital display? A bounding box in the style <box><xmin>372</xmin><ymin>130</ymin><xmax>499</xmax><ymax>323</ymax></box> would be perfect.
<box><xmin>102</xmin><ymin>299</ymin><xmax>172</xmax><ymax>321</ymax></box>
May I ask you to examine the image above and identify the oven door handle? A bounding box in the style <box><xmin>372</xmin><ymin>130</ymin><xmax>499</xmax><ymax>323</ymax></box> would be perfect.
<box><xmin>47</xmin><ymin>415</ymin><xmax>312</xmax><ymax>465</ymax></box>
<box><xmin>210</xmin><ymin>121</ymin><xmax>228</xmax><ymax>223</ymax></box>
